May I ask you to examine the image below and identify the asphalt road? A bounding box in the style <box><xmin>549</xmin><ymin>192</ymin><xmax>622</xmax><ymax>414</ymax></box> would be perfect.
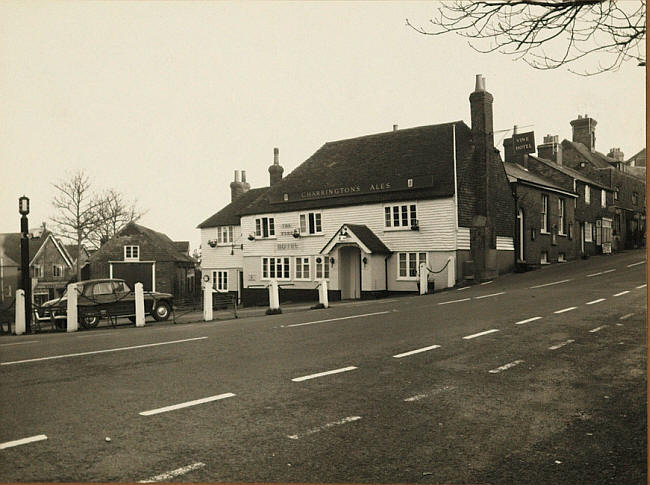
<box><xmin>0</xmin><ymin>250</ymin><xmax>646</xmax><ymax>484</ymax></box>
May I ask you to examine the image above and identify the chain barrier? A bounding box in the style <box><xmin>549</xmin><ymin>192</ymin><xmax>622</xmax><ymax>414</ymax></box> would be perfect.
<box><xmin>423</xmin><ymin>257</ymin><xmax>452</xmax><ymax>275</ymax></box>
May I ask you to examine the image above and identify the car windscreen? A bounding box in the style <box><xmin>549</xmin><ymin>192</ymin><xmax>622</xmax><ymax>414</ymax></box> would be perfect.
<box><xmin>92</xmin><ymin>282</ymin><xmax>114</xmax><ymax>296</ymax></box>
<box><xmin>113</xmin><ymin>281</ymin><xmax>131</xmax><ymax>293</ymax></box>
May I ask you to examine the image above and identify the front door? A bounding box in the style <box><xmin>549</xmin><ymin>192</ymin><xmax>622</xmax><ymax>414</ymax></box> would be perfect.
<box><xmin>339</xmin><ymin>246</ymin><xmax>361</xmax><ymax>299</ymax></box>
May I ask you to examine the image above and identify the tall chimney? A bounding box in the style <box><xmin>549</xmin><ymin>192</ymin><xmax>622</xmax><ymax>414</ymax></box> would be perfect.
<box><xmin>537</xmin><ymin>134</ymin><xmax>562</xmax><ymax>164</ymax></box>
<box><xmin>469</xmin><ymin>74</ymin><xmax>494</xmax><ymax>213</ymax></box>
<box><xmin>393</xmin><ymin>124</ymin><xmax>398</xmax><ymax>132</ymax></box>
<box><xmin>570</xmin><ymin>114</ymin><xmax>597</xmax><ymax>152</ymax></box>
<box><xmin>268</xmin><ymin>147</ymin><xmax>284</xmax><ymax>186</ymax></box>
<box><xmin>241</xmin><ymin>170</ymin><xmax>251</xmax><ymax>192</ymax></box>
<box><xmin>230</xmin><ymin>170</ymin><xmax>245</xmax><ymax>202</ymax></box>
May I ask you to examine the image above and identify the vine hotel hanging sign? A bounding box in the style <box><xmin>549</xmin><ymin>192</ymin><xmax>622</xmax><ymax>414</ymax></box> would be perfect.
<box><xmin>274</xmin><ymin>175</ymin><xmax>435</xmax><ymax>203</ymax></box>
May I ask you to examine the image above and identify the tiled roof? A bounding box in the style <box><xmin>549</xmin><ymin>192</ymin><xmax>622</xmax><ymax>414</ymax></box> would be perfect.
<box><xmin>197</xmin><ymin>187</ymin><xmax>269</xmax><ymax>228</ymax></box>
<box><xmin>88</xmin><ymin>222</ymin><xmax>194</xmax><ymax>264</ymax></box>
<box><xmin>562</xmin><ymin>140</ymin><xmax>615</xmax><ymax>169</ymax></box>
<box><xmin>625</xmin><ymin>148</ymin><xmax>646</xmax><ymax>165</ymax></box>
<box><xmin>344</xmin><ymin>224</ymin><xmax>391</xmax><ymax>254</ymax></box>
<box><xmin>173</xmin><ymin>241</ymin><xmax>190</xmax><ymax>254</ymax></box>
<box><xmin>527</xmin><ymin>155</ymin><xmax>610</xmax><ymax>190</ymax></box>
<box><xmin>504</xmin><ymin>162</ymin><xmax>577</xmax><ymax>196</ymax></box>
<box><xmin>241</xmin><ymin>121</ymin><xmax>470</xmax><ymax>215</ymax></box>
<box><xmin>0</xmin><ymin>230</ymin><xmax>53</xmax><ymax>267</ymax></box>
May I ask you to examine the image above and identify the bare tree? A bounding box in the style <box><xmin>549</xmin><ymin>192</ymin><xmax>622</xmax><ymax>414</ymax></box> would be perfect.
<box><xmin>88</xmin><ymin>189</ymin><xmax>146</xmax><ymax>249</ymax></box>
<box><xmin>406</xmin><ymin>1</ymin><xmax>646</xmax><ymax>75</ymax></box>
<box><xmin>51</xmin><ymin>170</ymin><xmax>102</xmax><ymax>281</ymax></box>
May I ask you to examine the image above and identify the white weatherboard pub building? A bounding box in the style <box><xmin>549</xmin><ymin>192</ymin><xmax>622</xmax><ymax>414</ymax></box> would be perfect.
<box><xmin>198</xmin><ymin>75</ymin><xmax>516</xmax><ymax>306</ymax></box>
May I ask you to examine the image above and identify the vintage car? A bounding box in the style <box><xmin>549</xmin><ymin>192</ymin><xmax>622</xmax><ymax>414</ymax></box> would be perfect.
<box><xmin>35</xmin><ymin>278</ymin><xmax>173</xmax><ymax>329</ymax></box>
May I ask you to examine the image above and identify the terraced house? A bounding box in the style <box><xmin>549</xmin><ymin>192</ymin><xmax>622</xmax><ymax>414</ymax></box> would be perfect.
<box><xmin>199</xmin><ymin>75</ymin><xmax>516</xmax><ymax>306</ymax></box>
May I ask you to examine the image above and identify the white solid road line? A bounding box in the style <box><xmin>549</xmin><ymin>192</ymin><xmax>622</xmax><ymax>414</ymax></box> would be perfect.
<box><xmin>613</xmin><ymin>291</ymin><xmax>630</xmax><ymax>297</ymax></box>
<box><xmin>0</xmin><ymin>340</ymin><xmax>38</xmax><ymax>347</ymax></box>
<box><xmin>456</xmin><ymin>287</ymin><xmax>470</xmax><ymax>291</ymax></box>
<box><xmin>488</xmin><ymin>360</ymin><xmax>524</xmax><ymax>374</ymax></box>
<box><xmin>549</xmin><ymin>339</ymin><xmax>575</xmax><ymax>350</ymax></box>
<box><xmin>287</xmin><ymin>416</ymin><xmax>361</xmax><ymax>440</ymax></box>
<box><xmin>139</xmin><ymin>393</ymin><xmax>235</xmax><ymax>416</ymax></box>
<box><xmin>285</xmin><ymin>311</ymin><xmax>391</xmax><ymax>328</ymax></box>
<box><xmin>602</xmin><ymin>269</ymin><xmax>616</xmax><ymax>274</ymax></box>
<box><xmin>474</xmin><ymin>292</ymin><xmax>505</xmax><ymax>299</ymax></box>
<box><xmin>636</xmin><ymin>284</ymin><xmax>647</xmax><ymax>289</ymax></box>
<box><xmin>438</xmin><ymin>298</ymin><xmax>471</xmax><ymax>305</ymax></box>
<box><xmin>589</xmin><ymin>325</ymin><xmax>608</xmax><ymax>333</ymax></box>
<box><xmin>393</xmin><ymin>344</ymin><xmax>441</xmax><ymax>358</ymax></box>
<box><xmin>620</xmin><ymin>313</ymin><xmax>635</xmax><ymax>320</ymax></box>
<box><xmin>627</xmin><ymin>260</ymin><xmax>646</xmax><ymax>267</ymax></box>
<box><xmin>463</xmin><ymin>329</ymin><xmax>499</xmax><ymax>340</ymax></box>
<box><xmin>515</xmin><ymin>316</ymin><xmax>543</xmax><ymax>325</ymax></box>
<box><xmin>554</xmin><ymin>306</ymin><xmax>577</xmax><ymax>314</ymax></box>
<box><xmin>1</xmin><ymin>337</ymin><xmax>209</xmax><ymax>366</ymax></box>
<box><xmin>292</xmin><ymin>366</ymin><xmax>357</xmax><ymax>382</ymax></box>
<box><xmin>586</xmin><ymin>298</ymin><xmax>606</xmax><ymax>305</ymax></box>
<box><xmin>138</xmin><ymin>462</ymin><xmax>206</xmax><ymax>483</ymax></box>
<box><xmin>586</xmin><ymin>272</ymin><xmax>602</xmax><ymax>277</ymax></box>
<box><xmin>0</xmin><ymin>434</ymin><xmax>47</xmax><ymax>450</ymax></box>
<box><xmin>529</xmin><ymin>279</ymin><xmax>571</xmax><ymax>289</ymax></box>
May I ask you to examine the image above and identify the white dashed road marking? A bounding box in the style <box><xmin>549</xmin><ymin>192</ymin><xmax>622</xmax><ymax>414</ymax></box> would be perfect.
<box><xmin>627</xmin><ymin>261</ymin><xmax>646</xmax><ymax>267</ymax></box>
<box><xmin>474</xmin><ymin>292</ymin><xmax>505</xmax><ymax>299</ymax></box>
<box><xmin>549</xmin><ymin>339</ymin><xmax>575</xmax><ymax>350</ymax></box>
<box><xmin>602</xmin><ymin>269</ymin><xmax>616</xmax><ymax>274</ymax></box>
<box><xmin>515</xmin><ymin>316</ymin><xmax>543</xmax><ymax>325</ymax></box>
<box><xmin>620</xmin><ymin>313</ymin><xmax>634</xmax><ymax>320</ymax></box>
<box><xmin>488</xmin><ymin>360</ymin><xmax>524</xmax><ymax>373</ymax></box>
<box><xmin>403</xmin><ymin>385</ymin><xmax>456</xmax><ymax>402</ymax></box>
<box><xmin>292</xmin><ymin>366</ymin><xmax>357</xmax><ymax>382</ymax></box>
<box><xmin>480</xmin><ymin>280</ymin><xmax>493</xmax><ymax>285</ymax></box>
<box><xmin>554</xmin><ymin>306</ymin><xmax>577</xmax><ymax>314</ymax></box>
<box><xmin>463</xmin><ymin>329</ymin><xmax>499</xmax><ymax>340</ymax></box>
<box><xmin>589</xmin><ymin>325</ymin><xmax>608</xmax><ymax>333</ymax></box>
<box><xmin>0</xmin><ymin>337</ymin><xmax>209</xmax><ymax>366</ymax></box>
<box><xmin>438</xmin><ymin>298</ymin><xmax>471</xmax><ymax>305</ymax></box>
<box><xmin>138</xmin><ymin>462</ymin><xmax>206</xmax><ymax>483</ymax></box>
<box><xmin>393</xmin><ymin>344</ymin><xmax>441</xmax><ymax>358</ymax></box>
<box><xmin>0</xmin><ymin>434</ymin><xmax>47</xmax><ymax>449</ymax></box>
<box><xmin>0</xmin><ymin>340</ymin><xmax>38</xmax><ymax>347</ymax></box>
<box><xmin>587</xmin><ymin>272</ymin><xmax>602</xmax><ymax>277</ymax></box>
<box><xmin>287</xmin><ymin>416</ymin><xmax>361</xmax><ymax>440</ymax></box>
<box><xmin>139</xmin><ymin>393</ymin><xmax>235</xmax><ymax>416</ymax></box>
<box><xmin>284</xmin><ymin>311</ymin><xmax>391</xmax><ymax>328</ymax></box>
<box><xmin>636</xmin><ymin>284</ymin><xmax>647</xmax><ymax>289</ymax></box>
<box><xmin>456</xmin><ymin>286</ymin><xmax>470</xmax><ymax>291</ymax></box>
<box><xmin>586</xmin><ymin>298</ymin><xmax>606</xmax><ymax>305</ymax></box>
<box><xmin>613</xmin><ymin>291</ymin><xmax>630</xmax><ymax>297</ymax></box>
<box><xmin>530</xmin><ymin>279</ymin><xmax>571</xmax><ymax>289</ymax></box>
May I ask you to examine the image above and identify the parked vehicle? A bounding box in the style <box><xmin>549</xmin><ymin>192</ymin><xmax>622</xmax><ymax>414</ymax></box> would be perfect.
<box><xmin>35</xmin><ymin>278</ymin><xmax>173</xmax><ymax>329</ymax></box>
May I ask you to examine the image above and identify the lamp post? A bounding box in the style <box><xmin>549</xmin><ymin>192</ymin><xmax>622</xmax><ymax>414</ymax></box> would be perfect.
<box><xmin>19</xmin><ymin>196</ymin><xmax>32</xmax><ymax>334</ymax></box>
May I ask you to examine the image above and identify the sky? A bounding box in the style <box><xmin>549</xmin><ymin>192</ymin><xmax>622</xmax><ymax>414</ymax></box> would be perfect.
<box><xmin>1</xmin><ymin>1</ymin><xmax>645</xmax><ymax>252</ymax></box>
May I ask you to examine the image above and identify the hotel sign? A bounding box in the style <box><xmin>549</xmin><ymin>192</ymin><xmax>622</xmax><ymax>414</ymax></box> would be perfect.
<box><xmin>275</xmin><ymin>175</ymin><xmax>435</xmax><ymax>203</ymax></box>
<box><xmin>513</xmin><ymin>132</ymin><xmax>536</xmax><ymax>154</ymax></box>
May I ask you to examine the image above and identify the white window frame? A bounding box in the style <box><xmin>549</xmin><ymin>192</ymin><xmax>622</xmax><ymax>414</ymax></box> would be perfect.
<box><xmin>315</xmin><ymin>255</ymin><xmax>330</xmax><ymax>280</ymax></box>
<box><xmin>261</xmin><ymin>257</ymin><xmax>290</xmax><ymax>280</ymax></box>
<box><xmin>584</xmin><ymin>222</ymin><xmax>593</xmax><ymax>242</ymax></box>
<box><xmin>585</xmin><ymin>185</ymin><xmax>591</xmax><ymax>205</ymax></box>
<box><xmin>397</xmin><ymin>252</ymin><xmax>428</xmax><ymax>280</ymax></box>
<box><xmin>52</xmin><ymin>264</ymin><xmax>63</xmax><ymax>278</ymax></box>
<box><xmin>558</xmin><ymin>199</ymin><xmax>566</xmax><ymax>235</ymax></box>
<box><xmin>32</xmin><ymin>264</ymin><xmax>43</xmax><ymax>278</ymax></box>
<box><xmin>124</xmin><ymin>245</ymin><xmax>140</xmax><ymax>261</ymax></box>
<box><xmin>384</xmin><ymin>203</ymin><xmax>418</xmax><ymax>230</ymax></box>
<box><xmin>541</xmin><ymin>195</ymin><xmax>549</xmax><ymax>233</ymax></box>
<box><xmin>217</xmin><ymin>226</ymin><xmax>234</xmax><ymax>245</ymax></box>
<box><xmin>255</xmin><ymin>217</ymin><xmax>276</xmax><ymax>239</ymax></box>
<box><xmin>212</xmin><ymin>270</ymin><xmax>228</xmax><ymax>291</ymax></box>
<box><xmin>601</xmin><ymin>189</ymin><xmax>606</xmax><ymax>208</ymax></box>
<box><xmin>294</xmin><ymin>256</ymin><xmax>311</xmax><ymax>280</ymax></box>
<box><xmin>299</xmin><ymin>213</ymin><xmax>323</xmax><ymax>235</ymax></box>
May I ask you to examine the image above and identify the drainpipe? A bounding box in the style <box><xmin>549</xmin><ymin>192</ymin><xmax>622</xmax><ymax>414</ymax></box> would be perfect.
<box><xmin>385</xmin><ymin>255</ymin><xmax>390</xmax><ymax>292</ymax></box>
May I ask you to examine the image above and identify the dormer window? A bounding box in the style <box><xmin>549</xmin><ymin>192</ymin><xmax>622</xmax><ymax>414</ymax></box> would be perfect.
<box><xmin>124</xmin><ymin>245</ymin><xmax>140</xmax><ymax>261</ymax></box>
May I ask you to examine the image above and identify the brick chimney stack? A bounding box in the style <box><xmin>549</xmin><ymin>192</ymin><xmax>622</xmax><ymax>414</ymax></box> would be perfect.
<box><xmin>268</xmin><ymin>147</ymin><xmax>284</xmax><ymax>186</ymax></box>
<box><xmin>537</xmin><ymin>134</ymin><xmax>563</xmax><ymax>165</ymax></box>
<box><xmin>570</xmin><ymin>114</ymin><xmax>597</xmax><ymax>152</ymax></box>
<box><xmin>230</xmin><ymin>170</ymin><xmax>245</xmax><ymax>202</ymax></box>
<box><xmin>607</xmin><ymin>147</ymin><xmax>624</xmax><ymax>162</ymax></box>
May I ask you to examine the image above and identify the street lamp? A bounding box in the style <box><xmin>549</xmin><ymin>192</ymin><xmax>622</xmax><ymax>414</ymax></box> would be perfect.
<box><xmin>18</xmin><ymin>196</ymin><xmax>32</xmax><ymax>333</ymax></box>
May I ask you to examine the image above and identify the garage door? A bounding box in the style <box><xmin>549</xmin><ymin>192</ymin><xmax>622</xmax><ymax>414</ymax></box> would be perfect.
<box><xmin>111</xmin><ymin>263</ymin><xmax>154</xmax><ymax>291</ymax></box>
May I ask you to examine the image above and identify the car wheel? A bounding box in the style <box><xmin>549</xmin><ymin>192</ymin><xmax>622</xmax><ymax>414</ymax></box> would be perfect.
<box><xmin>79</xmin><ymin>313</ymin><xmax>100</xmax><ymax>329</ymax></box>
<box><xmin>152</xmin><ymin>301</ymin><xmax>171</xmax><ymax>321</ymax></box>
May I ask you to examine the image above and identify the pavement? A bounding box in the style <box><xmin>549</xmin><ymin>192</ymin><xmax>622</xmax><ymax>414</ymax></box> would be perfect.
<box><xmin>0</xmin><ymin>249</ymin><xmax>646</xmax><ymax>484</ymax></box>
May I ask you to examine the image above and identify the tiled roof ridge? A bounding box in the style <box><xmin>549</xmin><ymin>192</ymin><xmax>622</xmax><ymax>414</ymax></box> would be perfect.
<box><xmin>322</xmin><ymin>120</ymin><xmax>467</xmax><ymax>146</ymax></box>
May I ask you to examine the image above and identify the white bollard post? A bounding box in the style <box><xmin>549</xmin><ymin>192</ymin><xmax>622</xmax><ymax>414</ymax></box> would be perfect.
<box><xmin>203</xmin><ymin>284</ymin><xmax>213</xmax><ymax>321</ymax></box>
<box><xmin>67</xmin><ymin>283</ymin><xmax>78</xmax><ymax>332</ymax></box>
<box><xmin>318</xmin><ymin>279</ymin><xmax>329</xmax><ymax>308</ymax></box>
<box><xmin>135</xmin><ymin>282</ymin><xmax>145</xmax><ymax>327</ymax></box>
<box><xmin>269</xmin><ymin>280</ymin><xmax>280</xmax><ymax>311</ymax></box>
<box><xmin>419</xmin><ymin>262</ymin><xmax>428</xmax><ymax>295</ymax></box>
<box><xmin>447</xmin><ymin>256</ymin><xmax>456</xmax><ymax>289</ymax></box>
<box><xmin>14</xmin><ymin>289</ymin><xmax>25</xmax><ymax>335</ymax></box>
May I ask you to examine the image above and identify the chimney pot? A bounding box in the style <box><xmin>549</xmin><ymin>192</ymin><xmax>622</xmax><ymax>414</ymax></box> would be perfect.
<box><xmin>393</xmin><ymin>124</ymin><xmax>398</xmax><ymax>131</ymax></box>
<box><xmin>273</xmin><ymin>147</ymin><xmax>279</xmax><ymax>165</ymax></box>
<box><xmin>513</xmin><ymin>125</ymin><xmax>518</xmax><ymax>135</ymax></box>
<box><xmin>474</xmin><ymin>74</ymin><xmax>486</xmax><ymax>92</ymax></box>
<box><xmin>241</xmin><ymin>170</ymin><xmax>247</xmax><ymax>183</ymax></box>
<box><xmin>234</xmin><ymin>170</ymin><xmax>240</xmax><ymax>182</ymax></box>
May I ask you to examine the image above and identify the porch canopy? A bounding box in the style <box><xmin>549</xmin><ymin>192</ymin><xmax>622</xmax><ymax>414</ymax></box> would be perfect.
<box><xmin>320</xmin><ymin>224</ymin><xmax>392</xmax><ymax>255</ymax></box>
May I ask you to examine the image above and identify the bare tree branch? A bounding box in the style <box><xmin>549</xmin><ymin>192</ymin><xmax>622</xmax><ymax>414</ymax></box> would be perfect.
<box><xmin>406</xmin><ymin>0</ymin><xmax>646</xmax><ymax>75</ymax></box>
